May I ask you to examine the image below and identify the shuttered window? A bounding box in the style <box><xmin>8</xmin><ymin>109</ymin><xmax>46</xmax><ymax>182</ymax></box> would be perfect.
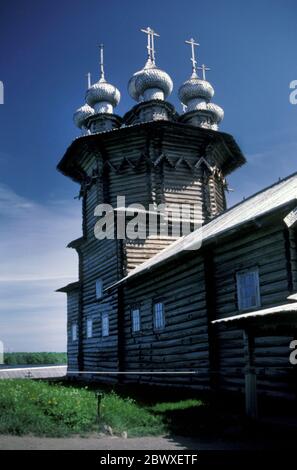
<box><xmin>131</xmin><ymin>308</ymin><xmax>141</xmax><ymax>332</ymax></box>
<box><xmin>102</xmin><ymin>312</ymin><xmax>109</xmax><ymax>337</ymax></box>
<box><xmin>236</xmin><ymin>269</ymin><xmax>260</xmax><ymax>311</ymax></box>
<box><xmin>96</xmin><ymin>279</ymin><xmax>103</xmax><ymax>299</ymax></box>
<box><xmin>87</xmin><ymin>318</ymin><xmax>93</xmax><ymax>338</ymax></box>
<box><xmin>153</xmin><ymin>302</ymin><xmax>165</xmax><ymax>330</ymax></box>
<box><xmin>71</xmin><ymin>323</ymin><xmax>77</xmax><ymax>341</ymax></box>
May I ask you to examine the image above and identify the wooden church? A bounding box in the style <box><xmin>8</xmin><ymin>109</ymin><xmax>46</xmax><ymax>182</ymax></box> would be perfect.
<box><xmin>57</xmin><ymin>29</ymin><xmax>297</xmax><ymax>413</ymax></box>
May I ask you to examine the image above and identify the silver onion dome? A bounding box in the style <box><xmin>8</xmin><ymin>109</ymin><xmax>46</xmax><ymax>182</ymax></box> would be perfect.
<box><xmin>193</xmin><ymin>101</ymin><xmax>224</xmax><ymax>124</ymax></box>
<box><xmin>128</xmin><ymin>27</ymin><xmax>173</xmax><ymax>102</ymax></box>
<box><xmin>178</xmin><ymin>72</ymin><xmax>214</xmax><ymax>106</ymax></box>
<box><xmin>128</xmin><ymin>60</ymin><xmax>173</xmax><ymax>102</ymax></box>
<box><xmin>179</xmin><ymin>39</ymin><xmax>224</xmax><ymax>129</ymax></box>
<box><xmin>73</xmin><ymin>103</ymin><xmax>95</xmax><ymax>129</ymax></box>
<box><xmin>85</xmin><ymin>45</ymin><xmax>120</xmax><ymax>114</ymax></box>
<box><xmin>86</xmin><ymin>78</ymin><xmax>120</xmax><ymax>109</ymax></box>
<box><xmin>205</xmin><ymin>102</ymin><xmax>224</xmax><ymax>123</ymax></box>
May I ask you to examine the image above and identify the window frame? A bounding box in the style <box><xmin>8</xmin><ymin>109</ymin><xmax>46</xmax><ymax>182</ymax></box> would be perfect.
<box><xmin>153</xmin><ymin>302</ymin><xmax>165</xmax><ymax>331</ymax></box>
<box><xmin>236</xmin><ymin>268</ymin><xmax>261</xmax><ymax>311</ymax></box>
<box><xmin>71</xmin><ymin>322</ymin><xmax>78</xmax><ymax>342</ymax></box>
<box><xmin>101</xmin><ymin>312</ymin><xmax>109</xmax><ymax>337</ymax></box>
<box><xmin>95</xmin><ymin>278</ymin><xmax>103</xmax><ymax>300</ymax></box>
<box><xmin>131</xmin><ymin>307</ymin><xmax>141</xmax><ymax>333</ymax></box>
<box><xmin>86</xmin><ymin>317</ymin><xmax>93</xmax><ymax>338</ymax></box>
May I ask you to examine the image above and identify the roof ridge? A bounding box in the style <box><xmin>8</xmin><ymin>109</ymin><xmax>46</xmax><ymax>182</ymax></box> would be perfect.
<box><xmin>202</xmin><ymin>170</ymin><xmax>297</xmax><ymax>230</ymax></box>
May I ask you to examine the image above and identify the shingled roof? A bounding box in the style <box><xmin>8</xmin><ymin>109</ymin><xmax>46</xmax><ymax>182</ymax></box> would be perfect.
<box><xmin>108</xmin><ymin>171</ymin><xmax>297</xmax><ymax>290</ymax></box>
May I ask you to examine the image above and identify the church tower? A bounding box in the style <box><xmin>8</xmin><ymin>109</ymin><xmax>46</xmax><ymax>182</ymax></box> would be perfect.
<box><xmin>57</xmin><ymin>28</ymin><xmax>245</xmax><ymax>376</ymax></box>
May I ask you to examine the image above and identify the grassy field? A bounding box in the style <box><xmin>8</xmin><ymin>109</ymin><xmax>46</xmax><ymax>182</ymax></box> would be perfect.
<box><xmin>0</xmin><ymin>380</ymin><xmax>205</xmax><ymax>437</ymax></box>
<box><xmin>3</xmin><ymin>352</ymin><xmax>67</xmax><ymax>365</ymax></box>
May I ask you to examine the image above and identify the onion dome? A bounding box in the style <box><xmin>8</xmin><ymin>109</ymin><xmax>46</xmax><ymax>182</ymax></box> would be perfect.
<box><xmin>128</xmin><ymin>59</ymin><xmax>173</xmax><ymax>102</ymax></box>
<box><xmin>73</xmin><ymin>103</ymin><xmax>95</xmax><ymax>129</ymax></box>
<box><xmin>85</xmin><ymin>45</ymin><xmax>120</xmax><ymax>114</ymax></box>
<box><xmin>178</xmin><ymin>72</ymin><xmax>214</xmax><ymax>109</ymax></box>
<box><xmin>205</xmin><ymin>102</ymin><xmax>224</xmax><ymax>123</ymax></box>
<box><xmin>128</xmin><ymin>27</ymin><xmax>173</xmax><ymax>102</ymax></box>
<box><xmin>178</xmin><ymin>38</ymin><xmax>224</xmax><ymax>130</ymax></box>
<box><xmin>192</xmin><ymin>101</ymin><xmax>224</xmax><ymax>130</ymax></box>
<box><xmin>73</xmin><ymin>73</ymin><xmax>95</xmax><ymax>131</ymax></box>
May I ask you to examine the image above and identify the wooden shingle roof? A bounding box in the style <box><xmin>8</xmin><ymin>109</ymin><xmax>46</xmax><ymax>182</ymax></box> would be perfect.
<box><xmin>109</xmin><ymin>171</ymin><xmax>297</xmax><ymax>289</ymax></box>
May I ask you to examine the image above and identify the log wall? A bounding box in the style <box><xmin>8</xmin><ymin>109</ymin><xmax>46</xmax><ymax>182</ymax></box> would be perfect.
<box><xmin>121</xmin><ymin>255</ymin><xmax>210</xmax><ymax>389</ymax></box>
<box><xmin>213</xmin><ymin>223</ymin><xmax>296</xmax><ymax>399</ymax></box>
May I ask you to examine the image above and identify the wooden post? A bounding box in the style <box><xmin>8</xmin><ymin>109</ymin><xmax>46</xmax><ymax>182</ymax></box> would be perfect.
<box><xmin>243</xmin><ymin>328</ymin><xmax>258</xmax><ymax>420</ymax></box>
<box><xmin>204</xmin><ymin>249</ymin><xmax>219</xmax><ymax>392</ymax></box>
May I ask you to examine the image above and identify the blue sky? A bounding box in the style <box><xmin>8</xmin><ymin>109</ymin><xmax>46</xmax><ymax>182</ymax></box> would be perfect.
<box><xmin>0</xmin><ymin>0</ymin><xmax>296</xmax><ymax>351</ymax></box>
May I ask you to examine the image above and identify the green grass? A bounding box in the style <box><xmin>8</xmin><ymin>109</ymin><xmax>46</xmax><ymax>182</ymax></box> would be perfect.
<box><xmin>0</xmin><ymin>380</ymin><xmax>170</xmax><ymax>437</ymax></box>
<box><xmin>100</xmin><ymin>393</ymin><xmax>165</xmax><ymax>436</ymax></box>
<box><xmin>0</xmin><ymin>380</ymin><xmax>209</xmax><ymax>438</ymax></box>
<box><xmin>3</xmin><ymin>352</ymin><xmax>67</xmax><ymax>365</ymax></box>
<box><xmin>150</xmin><ymin>399</ymin><xmax>204</xmax><ymax>413</ymax></box>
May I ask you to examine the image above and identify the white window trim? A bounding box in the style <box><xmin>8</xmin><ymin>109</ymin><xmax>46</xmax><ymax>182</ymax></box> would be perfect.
<box><xmin>236</xmin><ymin>268</ymin><xmax>261</xmax><ymax>311</ymax></box>
<box><xmin>153</xmin><ymin>302</ymin><xmax>165</xmax><ymax>330</ymax></box>
<box><xmin>102</xmin><ymin>312</ymin><xmax>109</xmax><ymax>337</ymax></box>
<box><xmin>96</xmin><ymin>279</ymin><xmax>103</xmax><ymax>300</ymax></box>
<box><xmin>71</xmin><ymin>322</ymin><xmax>78</xmax><ymax>342</ymax></box>
<box><xmin>131</xmin><ymin>308</ymin><xmax>141</xmax><ymax>333</ymax></box>
<box><xmin>86</xmin><ymin>318</ymin><xmax>93</xmax><ymax>338</ymax></box>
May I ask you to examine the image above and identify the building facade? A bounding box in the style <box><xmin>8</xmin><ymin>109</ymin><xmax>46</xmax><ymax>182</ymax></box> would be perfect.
<box><xmin>58</xmin><ymin>29</ymin><xmax>297</xmax><ymax>406</ymax></box>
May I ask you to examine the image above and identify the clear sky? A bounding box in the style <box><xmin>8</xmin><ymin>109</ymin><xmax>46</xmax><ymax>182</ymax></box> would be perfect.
<box><xmin>0</xmin><ymin>0</ymin><xmax>296</xmax><ymax>351</ymax></box>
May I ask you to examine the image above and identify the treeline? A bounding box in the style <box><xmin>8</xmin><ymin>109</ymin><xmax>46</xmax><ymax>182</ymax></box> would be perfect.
<box><xmin>4</xmin><ymin>352</ymin><xmax>67</xmax><ymax>365</ymax></box>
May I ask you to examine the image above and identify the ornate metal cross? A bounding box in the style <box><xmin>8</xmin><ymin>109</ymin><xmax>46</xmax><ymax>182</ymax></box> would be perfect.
<box><xmin>185</xmin><ymin>37</ymin><xmax>199</xmax><ymax>74</ymax></box>
<box><xmin>99</xmin><ymin>44</ymin><xmax>105</xmax><ymax>80</ymax></box>
<box><xmin>198</xmin><ymin>64</ymin><xmax>210</xmax><ymax>80</ymax></box>
<box><xmin>141</xmin><ymin>27</ymin><xmax>160</xmax><ymax>64</ymax></box>
<box><xmin>87</xmin><ymin>72</ymin><xmax>91</xmax><ymax>89</ymax></box>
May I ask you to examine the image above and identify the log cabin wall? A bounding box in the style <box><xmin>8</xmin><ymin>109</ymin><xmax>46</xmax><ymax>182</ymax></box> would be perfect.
<box><xmin>212</xmin><ymin>218</ymin><xmax>296</xmax><ymax>399</ymax></box>
<box><xmin>67</xmin><ymin>289</ymin><xmax>79</xmax><ymax>373</ymax></box>
<box><xmin>74</xmin><ymin>157</ymin><xmax>121</xmax><ymax>381</ymax></box>
<box><xmin>121</xmin><ymin>255</ymin><xmax>211</xmax><ymax>389</ymax></box>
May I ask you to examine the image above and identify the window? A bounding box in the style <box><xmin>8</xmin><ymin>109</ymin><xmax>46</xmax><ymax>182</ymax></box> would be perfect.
<box><xmin>87</xmin><ymin>318</ymin><xmax>93</xmax><ymax>338</ymax></box>
<box><xmin>71</xmin><ymin>322</ymin><xmax>77</xmax><ymax>341</ymax></box>
<box><xmin>102</xmin><ymin>312</ymin><xmax>109</xmax><ymax>337</ymax></box>
<box><xmin>96</xmin><ymin>279</ymin><xmax>103</xmax><ymax>300</ymax></box>
<box><xmin>236</xmin><ymin>269</ymin><xmax>260</xmax><ymax>311</ymax></box>
<box><xmin>131</xmin><ymin>308</ymin><xmax>140</xmax><ymax>333</ymax></box>
<box><xmin>153</xmin><ymin>302</ymin><xmax>165</xmax><ymax>330</ymax></box>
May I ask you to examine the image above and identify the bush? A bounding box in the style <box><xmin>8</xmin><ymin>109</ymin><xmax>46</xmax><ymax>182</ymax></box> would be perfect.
<box><xmin>4</xmin><ymin>352</ymin><xmax>67</xmax><ymax>365</ymax></box>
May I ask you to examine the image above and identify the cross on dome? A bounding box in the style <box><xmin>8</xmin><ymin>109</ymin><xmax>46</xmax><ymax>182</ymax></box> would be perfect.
<box><xmin>99</xmin><ymin>44</ymin><xmax>105</xmax><ymax>81</ymax></box>
<box><xmin>140</xmin><ymin>27</ymin><xmax>160</xmax><ymax>65</ymax></box>
<box><xmin>87</xmin><ymin>72</ymin><xmax>91</xmax><ymax>88</ymax></box>
<box><xmin>198</xmin><ymin>64</ymin><xmax>210</xmax><ymax>81</ymax></box>
<box><xmin>185</xmin><ymin>38</ymin><xmax>199</xmax><ymax>75</ymax></box>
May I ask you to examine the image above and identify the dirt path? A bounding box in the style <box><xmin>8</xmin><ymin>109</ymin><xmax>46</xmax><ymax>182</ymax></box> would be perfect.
<box><xmin>0</xmin><ymin>434</ymin><xmax>278</xmax><ymax>450</ymax></box>
<box><xmin>0</xmin><ymin>435</ymin><xmax>212</xmax><ymax>450</ymax></box>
